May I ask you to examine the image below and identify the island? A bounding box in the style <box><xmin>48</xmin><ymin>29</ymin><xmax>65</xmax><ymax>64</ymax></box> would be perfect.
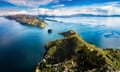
<box><xmin>36</xmin><ymin>30</ymin><xmax>120</xmax><ymax>72</ymax></box>
<box><xmin>5</xmin><ymin>14</ymin><xmax>46</xmax><ymax>29</ymax></box>
<box><xmin>48</xmin><ymin>29</ymin><xmax>52</xmax><ymax>34</ymax></box>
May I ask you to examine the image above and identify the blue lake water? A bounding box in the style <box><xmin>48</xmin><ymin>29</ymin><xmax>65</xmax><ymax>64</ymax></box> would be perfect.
<box><xmin>0</xmin><ymin>17</ymin><xmax>120</xmax><ymax>71</ymax></box>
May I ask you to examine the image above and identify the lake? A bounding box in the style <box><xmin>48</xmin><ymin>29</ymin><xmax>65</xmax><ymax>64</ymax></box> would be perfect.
<box><xmin>0</xmin><ymin>16</ymin><xmax>120</xmax><ymax>71</ymax></box>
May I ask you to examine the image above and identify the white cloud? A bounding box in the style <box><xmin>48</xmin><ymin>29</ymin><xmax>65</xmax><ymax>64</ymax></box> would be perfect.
<box><xmin>52</xmin><ymin>4</ymin><xmax>65</xmax><ymax>8</ymax></box>
<box><xmin>1</xmin><ymin>1</ymin><xmax>120</xmax><ymax>16</ymax></box>
<box><xmin>30</xmin><ymin>1</ymin><xmax>120</xmax><ymax>16</ymax></box>
<box><xmin>0</xmin><ymin>8</ymin><xmax>28</xmax><ymax>16</ymax></box>
<box><xmin>6</xmin><ymin>0</ymin><xmax>54</xmax><ymax>7</ymax></box>
<box><xmin>48</xmin><ymin>1</ymin><xmax>120</xmax><ymax>16</ymax></box>
<box><xmin>62</xmin><ymin>0</ymin><xmax>72</xmax><ymax>1</ymax></box>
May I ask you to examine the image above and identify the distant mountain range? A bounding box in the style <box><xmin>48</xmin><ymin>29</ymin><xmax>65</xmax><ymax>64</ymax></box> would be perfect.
<box><xmin>72</xmin><ymin>14</ymin><xmax>120</xmax><ymax>17</ymax></box>
<box><xmin>38</xmin><ymin>14</ymin><xmax>120</xmax><ymax>18</ymax></box>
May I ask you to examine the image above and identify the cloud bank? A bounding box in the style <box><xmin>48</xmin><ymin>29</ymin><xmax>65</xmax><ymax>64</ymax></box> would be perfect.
<box><xmin>1</xmin><ymin>1</ymin><xmax>120</xmax><ymax>16</ymax></box>
<box><xmin>6</xmin><ymin>0</ymin><xmax>54</xmax><ymax>7</ymax></box>
<box><xmin>28</xmin><ymin>2</ymin><xmax>120</xmax><ymax>16</ymax></box>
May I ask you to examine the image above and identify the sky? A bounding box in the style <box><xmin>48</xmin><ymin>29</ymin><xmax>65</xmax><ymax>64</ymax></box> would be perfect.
<box><xmin>0</xmin><ymin>0</ymin><xmax>120</xmax><ymax>16</ymax></box>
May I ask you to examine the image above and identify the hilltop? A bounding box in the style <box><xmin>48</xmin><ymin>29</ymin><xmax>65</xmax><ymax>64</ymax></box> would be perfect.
<box><xmin>36</xmin><ymin>30</ymin><xmax>120</xmax><ymax>72</ymax></box>
<box><xmin>5</xmin><ymin>14</ymin><xmax>46</xmax><ymax>29</ymax></box>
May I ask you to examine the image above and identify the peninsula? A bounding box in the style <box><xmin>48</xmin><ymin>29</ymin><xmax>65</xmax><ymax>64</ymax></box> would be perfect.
<box><xmin>36</xmin><ymin>30</ymin><xmax>120</xmax><ymax>72</ymax></box>
<box><xmin>6</xmin><ymin>14</ymin><xmax>46</xmax><ymax>29</ymax></box>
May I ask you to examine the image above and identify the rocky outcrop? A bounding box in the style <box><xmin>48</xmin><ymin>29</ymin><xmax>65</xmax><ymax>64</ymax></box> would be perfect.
<box><xmin>6</xmin><ymin>14</ymin><xmax>46</xmax><ymax>28</ymax></box>
<box><xmin>36</xmin><ymin>30</ymin><xmax>120</xmax><ymax>72</ymax></box>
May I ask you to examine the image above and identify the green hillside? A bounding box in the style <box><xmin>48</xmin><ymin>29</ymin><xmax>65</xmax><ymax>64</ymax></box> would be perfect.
<box><xmin>36</xmin><ymin>30</ymin><xmax>120</xmax><ymax>72</ymax></box>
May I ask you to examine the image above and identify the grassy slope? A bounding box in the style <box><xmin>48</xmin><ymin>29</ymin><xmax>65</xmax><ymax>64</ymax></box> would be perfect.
<box><xmin>37</xmin><ymin>30</ymin><xmax>120</xmax><ymax>72</ymax></box>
